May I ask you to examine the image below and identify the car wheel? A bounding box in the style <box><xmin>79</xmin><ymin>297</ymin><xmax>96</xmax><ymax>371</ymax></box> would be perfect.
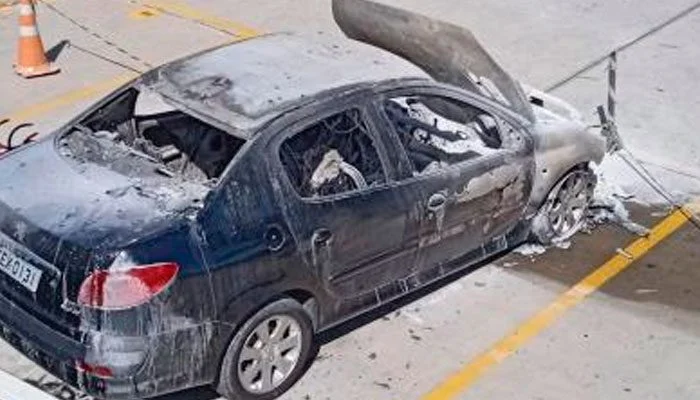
<box><xmin>216</xmin><ymin>298</ymin><xmax>315</xmax><ymax>400</ymax></box>
<box><xmin>531</xmin><ymin>167</ymin><xmax>596</xmax><ymax>245</ymax></box>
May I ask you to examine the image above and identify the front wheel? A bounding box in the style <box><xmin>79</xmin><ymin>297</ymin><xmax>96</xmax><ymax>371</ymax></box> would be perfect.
<box><xmin>216</xmin><ymin>298</ymin><xmax>315</xmax><ymax>400</ymax></box>
<box><xmin>531</xmin><ymin>167</ymin><xmax>596</xmax><ymax>245</ymax></box>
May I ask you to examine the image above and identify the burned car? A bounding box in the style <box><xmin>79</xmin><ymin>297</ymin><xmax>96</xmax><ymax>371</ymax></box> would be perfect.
<box><xmin>0</xmin><ymin>0</ymin><xmax>606</xmax><ymax>399</ymax></box>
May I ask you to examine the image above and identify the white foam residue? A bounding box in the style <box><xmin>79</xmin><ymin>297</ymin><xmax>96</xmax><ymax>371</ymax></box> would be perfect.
<box><xmin>513</xmin><ymin>243</ymin><xmax>548</xmax><ymax>256</ymax></box>
<box><xmin>587</xmin><ymin>164</ymin><xmax>651</xmax><ymax>235</ymax></box>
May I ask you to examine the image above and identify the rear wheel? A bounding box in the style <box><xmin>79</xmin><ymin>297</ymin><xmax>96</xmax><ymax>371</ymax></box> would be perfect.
<box><xmin>532</xmin><ymin>167</ymin><xmax>596</xmax><ymax>244</ymax></box>
<box><xmin>216</xmin><ymin>299</ymin><xmax>315</xmax><ymax>400</ymax></box>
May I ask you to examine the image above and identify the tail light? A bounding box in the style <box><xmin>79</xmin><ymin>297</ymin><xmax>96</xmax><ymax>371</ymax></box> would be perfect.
<box><xmin>77</xmin><ymin>262</ymin><xmax>179</xmax><ymax>310</ymax></box>
<box><xmin>76</xmin><ymin>360</ymin><xmax>113</xmax><ymax>378</ymax></box>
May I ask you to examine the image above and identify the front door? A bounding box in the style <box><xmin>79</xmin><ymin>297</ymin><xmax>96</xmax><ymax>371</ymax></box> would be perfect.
<box><xmin>271</xmin><ymin>106</ymin><xmax>422</xmax><ymax>298</ymax></box>
<box><xmin>377</xmin><ymin>89</ymin><xmax>533</xmax><ymax>271</ymax></box>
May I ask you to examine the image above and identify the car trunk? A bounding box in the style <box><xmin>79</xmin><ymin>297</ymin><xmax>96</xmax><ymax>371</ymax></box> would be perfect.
<box><xmin>0</xmin><ymin>136</ymin><xmax>207</xmax><ymax>337</ymax></box>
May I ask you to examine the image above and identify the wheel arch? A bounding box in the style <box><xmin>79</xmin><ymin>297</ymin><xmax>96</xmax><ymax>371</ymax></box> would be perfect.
<box><xmin>209</xmin><ymin>286</ymin><xmax>321</xmax><ymax>386</ymax></box>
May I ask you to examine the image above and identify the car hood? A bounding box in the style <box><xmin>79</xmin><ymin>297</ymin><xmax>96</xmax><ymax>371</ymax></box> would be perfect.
<box><xmin>0</xmin><ymin>137</ymin><xmax>203</xmax><ymax>250</ymax></box>
<box><xmin>332</xmin><ymin>0</ymin><xmax>535</xmax><ymax>122</ymax></box>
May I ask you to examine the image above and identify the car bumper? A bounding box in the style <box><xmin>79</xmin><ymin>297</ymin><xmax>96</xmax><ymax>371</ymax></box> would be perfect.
<box><xmin>0</xmin><ymin>290</ymin><xmax>199</xmax><ymax>399</ymax></box>
<box><xmin>0</xmin><ymin>288</ymin><xmax>84</xmax><ymax>383</ymax></box>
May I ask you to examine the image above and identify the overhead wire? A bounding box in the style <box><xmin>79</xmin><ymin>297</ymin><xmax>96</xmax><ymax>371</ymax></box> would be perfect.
<box><xmin>544</xmin><ymin>1</ymin><xmax>700</xmax><ymax>232</ymax></box>
<box><xmin>547</xmin><ymin>1</ymin><xmax>700</xmax><ymax>92</ymax></box>
<box><xmin>29</xmin><ymin>0</ymin><xmax>700</xmax><ymax>230</ymax></box>
<box><xmin>618</xmin><ymin>150</ymin><xmax>700</xmax><ymax>230</ymax></box>
<box><xmin>35</xmin><ymin>0</ymin><xmax>150</xmax><ymax>73</ymax></box>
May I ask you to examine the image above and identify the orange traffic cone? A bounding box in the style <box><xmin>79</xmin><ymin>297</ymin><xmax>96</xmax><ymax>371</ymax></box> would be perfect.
<box><xmin>14</xmin><ymin>0</ymin><xmax>59</xmax><ymax>78</ymax></box>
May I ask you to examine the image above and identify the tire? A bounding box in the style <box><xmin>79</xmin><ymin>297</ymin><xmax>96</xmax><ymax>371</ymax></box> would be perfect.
<box><xmin>531</xmin><ymin>167</ymin><xmax>596</xmax><ymax>245</ymax></box>
<box><xmin>216</xmin><ymin>298</ymin><xmax>315</xmax><ymax>400</ymax></box>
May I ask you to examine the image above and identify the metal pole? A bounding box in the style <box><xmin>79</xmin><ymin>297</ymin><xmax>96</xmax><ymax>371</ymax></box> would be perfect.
<box><xmin>607</xmin><ymin>51</ymin><xmax>617</xmax><ymax>124</ymax></box>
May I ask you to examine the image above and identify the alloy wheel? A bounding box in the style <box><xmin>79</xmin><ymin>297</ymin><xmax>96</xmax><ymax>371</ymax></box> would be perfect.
<box><xmin>544</xmin><ymin>170</ymin><xmax>594</xmax><ymax>242</ymax></box>
<box><xmin>237</xmin><ymin>315</ymin><xmax>303</xmax><ymax>394</ymax></box>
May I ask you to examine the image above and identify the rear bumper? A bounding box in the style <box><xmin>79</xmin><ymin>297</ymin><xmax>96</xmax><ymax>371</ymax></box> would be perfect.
<box><xmin>0</xmin><ymin>286</ymin><xmax>83</xmax><ymax>361</ymax></box>
<box><xmin>0</xmin><ymin>290</ymin><xmax>217</xmax><ymax>399</ymax></box>
<box><xmin>0</xmin><ymin>289</ymin><xmax>84</xmax><ymax>394</ymax></box>
<box><xmin>0</xmin><ymin>291</ymin><xmax>143</xmax><ymax>399</ymax></box>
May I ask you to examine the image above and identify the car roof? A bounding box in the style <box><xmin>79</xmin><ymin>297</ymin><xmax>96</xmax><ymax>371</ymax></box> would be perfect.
<box><xmin>147</xmin><ymin>33</ymin><xmax>432</xmax><ymax>137</ymax></box>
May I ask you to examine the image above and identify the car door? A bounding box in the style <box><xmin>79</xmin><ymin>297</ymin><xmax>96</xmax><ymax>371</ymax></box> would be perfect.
<box><xmin>375</xmin><ymin>85</ymin><xmax>534</xmax><ymax>272</ymax></box>
<box><xmin>268</xmin><ymin>100</ymin><xmax>423</xmax><ymax>299</ymax></box>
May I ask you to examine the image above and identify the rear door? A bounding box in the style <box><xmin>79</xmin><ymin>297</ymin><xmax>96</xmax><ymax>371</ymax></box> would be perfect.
<box><xmin>268</xmin><ymin>100</ymin><xmax>423</xmax><ymax>299</ymax></box>
<box><xmin>374</xmin><ymin>85</ymin><xmax>534</xmax><ymax>271</ymax></box>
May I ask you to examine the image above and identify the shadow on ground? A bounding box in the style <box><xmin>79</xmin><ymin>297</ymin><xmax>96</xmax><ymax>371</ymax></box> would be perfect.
<box><xmin>28</xmin><ymin>204</ymin><xmax>700</xmax><ymax>400</ymax></box>
<box><xmin>504</xmin><ymin>203</ymin><xmax>700</xmax><ymax>330</ymax></box>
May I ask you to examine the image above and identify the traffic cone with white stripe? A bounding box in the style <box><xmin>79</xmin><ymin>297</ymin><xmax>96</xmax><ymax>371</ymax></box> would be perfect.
<box><xmin>14</xmin><ymin>0</ymin><xmax>59</xmax><ymax>78</ymax></box>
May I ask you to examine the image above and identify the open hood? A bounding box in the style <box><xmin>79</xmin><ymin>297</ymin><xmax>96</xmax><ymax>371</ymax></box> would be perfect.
<box><xmin>332</xmin><ymin>0</ymin><xmax>535</xmax><ymax>122</ymax></box>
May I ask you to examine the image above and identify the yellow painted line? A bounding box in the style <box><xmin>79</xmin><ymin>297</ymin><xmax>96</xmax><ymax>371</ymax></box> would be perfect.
<box><xmin>129</xmin><ymin>7</ymin><xmax>163</xmax><ymax>20</ymax></box>
<box><xmin>142</xmin><ymin>0</ymin><xmax>261</xmax><ymax>39</ymax></box>
<box><xmin>422</xmin><ymin>207</ymin><xmax>690</xmax><ymax>400</ymax></box>
<box><xmin>3</xmin><ymin>74</ymin><xmax>136</xmax><ymax>124</ymax></box>
<box><xmin>3</xmin><ymin>0</ymin><xmax>261</xmax><ymax>124</ymax></box>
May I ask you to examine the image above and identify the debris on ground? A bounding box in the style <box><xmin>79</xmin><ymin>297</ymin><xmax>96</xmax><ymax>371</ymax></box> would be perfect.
<box><xmin>635</xmin><ymin>289</ymin><xmax>659</xmax><ymax>295</ymax></box>
<box><xmin>513</xmin><ymin>243</ymin><xmax>548</xmax><ymax>257</ymax></box>
<box><xmin>554</xmin><ymin>241</ymin><xmax>572</xmax><ymax>250</ymax></box>
<box><xmin>585</xmin><ymin>170</ymin><xmax>651</xmax><ymax>236</ymax></box>
<box><xmin>408</xmin><ymin>329</ymin><xmax>422</xmax><ymax>341</ymax></box>
<box><xmin>373</xmin><ymin>381</ymin><xmax>391</xmax><ymax>390</ymax></box>
<box><xmin>616</xmin><ymin>248</ymin><xmax>634</xmax><ymax>260</ymax></box>
<box><xmin>515</xmin><ymin>169</ymin><xmax>652</xmax><ymax>259</ymax></box>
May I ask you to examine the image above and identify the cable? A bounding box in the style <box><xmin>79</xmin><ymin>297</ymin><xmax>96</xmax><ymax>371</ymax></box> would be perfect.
<box><xmin>66</xmin><ymin>42</ymin><xmax>144</xmax><ymax>73</ymax></box>
<box><xmin>36</xmin><ymin>0</ymin><xmax>152</xmax><ymax>72</ymax></box>
<box><xmin>617</xmin><ymin>149</ymin><xmax>700</xmax><ymax>230</ymax></box>
<box><xmin>547</xmin><ymin>1</ymin><xmax>700</xmax><ymax>92</ymax></box>
<box><xmin>543</xmin><ymin>1</ymin><xmax>700</xmax><ymax>231</ymax></box>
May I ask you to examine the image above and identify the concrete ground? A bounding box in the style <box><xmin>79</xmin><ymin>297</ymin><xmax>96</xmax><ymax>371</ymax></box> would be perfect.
<box><xmin>0</xmin><ymin>1</ymin><xmax>698</xmax><ymax>399</ymax></box>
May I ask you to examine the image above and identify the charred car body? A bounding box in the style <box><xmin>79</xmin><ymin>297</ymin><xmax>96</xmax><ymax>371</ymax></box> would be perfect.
<box><xmin>0</xmin><ymin>1</ymin><xmax>606</xmax><ymax>399</ymax></box>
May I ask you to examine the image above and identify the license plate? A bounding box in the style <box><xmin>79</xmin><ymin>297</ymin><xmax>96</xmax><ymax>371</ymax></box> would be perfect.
<box><xmin>0</xmin><ymin>246</ymin><xmax>43</xmax><ymax>293</ymax></box>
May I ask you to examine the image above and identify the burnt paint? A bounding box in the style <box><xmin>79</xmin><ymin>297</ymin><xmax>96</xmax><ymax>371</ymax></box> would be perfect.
<box><xmin>0</xmin><ymin>70</ymin><xmax>586</xmax><ymax>400</ymax></box>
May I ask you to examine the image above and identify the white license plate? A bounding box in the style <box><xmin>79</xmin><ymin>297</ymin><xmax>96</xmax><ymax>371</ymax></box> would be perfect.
<box><xmin>0</xmin><ymin>246</ymin><xmax>43</xmax><ymax>293</ymax></box>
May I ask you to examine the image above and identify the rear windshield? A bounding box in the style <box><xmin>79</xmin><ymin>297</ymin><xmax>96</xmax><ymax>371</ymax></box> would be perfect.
<box><xmin>58</xmin><ymin>87</ymin><xmax>245</xmax><ymax>184</ymax></box>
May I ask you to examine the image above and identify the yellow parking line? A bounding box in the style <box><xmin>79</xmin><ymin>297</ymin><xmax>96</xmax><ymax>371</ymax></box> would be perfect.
<box><xmin>422</xmin><ymin>207</ymin><xmax>690</xmax><ymax>400</ymax></box>
<box><xmin>4</xmin><ymin>74</ymin><xmax>136</xmax><ymax>124</ymax></box>
<box><xmin>142</xmin><ymin>0</ymin><xmax>261</xmax><ymax>39</ymax></box>
<box><xmin>2</xmin><ymin>1</ymin><xmax>261</xmax><ymax>124</ymax></box>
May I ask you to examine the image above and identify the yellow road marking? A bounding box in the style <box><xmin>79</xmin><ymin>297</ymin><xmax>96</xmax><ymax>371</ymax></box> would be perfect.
<box><xmin>3</xmin><ymin>74</ymin><xmax>136</xmax><ymax>124</ymax></box>
<box><xmin>142</xmin><ymin>0</ymin><xmax>260</xmax><ymax>39</ymax></box>
<box><xmin>129</xmin><ymin>7</ymin><xmax>162</xmax><ymax>20</ymax></box>
<box><xmin>422</xmin><ymin>207</ymin><xmax>690</xmax><ymax>400</ymax></box>
<box><xmin>2</xmin><ymin>1</ymin><xmax>261</xmax><ymax>124</ymax></box>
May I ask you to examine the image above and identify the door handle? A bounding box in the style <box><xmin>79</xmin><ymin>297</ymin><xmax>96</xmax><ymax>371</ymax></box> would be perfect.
<box><xmin>427</xmin><ymin>192</ymin><xmax>447</xmax><ymax>212</ymax></box>
<box><xmin>312</xmin><ymin>228</ymin><xmax>333</xmax><ymax>246</ymax></box>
